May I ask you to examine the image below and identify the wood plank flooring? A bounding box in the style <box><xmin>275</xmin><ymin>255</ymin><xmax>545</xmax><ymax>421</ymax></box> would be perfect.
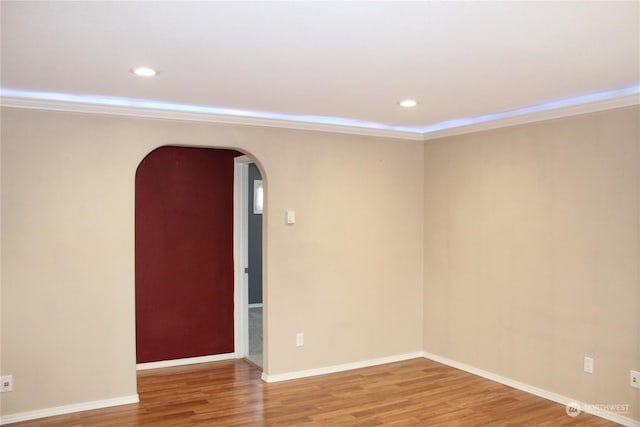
<box><xmin>7</xmin><ymin>358</ymin><xmax>620</xmax><ymax>426</ymax></box>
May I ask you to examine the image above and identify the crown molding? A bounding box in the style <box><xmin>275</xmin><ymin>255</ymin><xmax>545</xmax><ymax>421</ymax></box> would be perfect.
<box><xmin>422</xmin><ymin>90</ymin><xmax>639</xmax><ymax>141</ymax></box>
<box><xmin>1</xmin><ymin>85</ymin><xmax>638</xmax><ymax>143</ymax></box>
<box><xmin>0</xmin><ymin>95</ymin><xmax>425</xmax><ymax>141</ymax></box>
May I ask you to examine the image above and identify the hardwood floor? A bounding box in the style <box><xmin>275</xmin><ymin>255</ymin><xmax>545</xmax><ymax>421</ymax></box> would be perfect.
<box><xmin>8</xmin><ymin>358</ymin><xmax>619</xmax><ymax>426</ymax></box>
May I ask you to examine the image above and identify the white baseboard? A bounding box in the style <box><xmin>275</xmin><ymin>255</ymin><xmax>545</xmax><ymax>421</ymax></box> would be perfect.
<box><xmin>5</xmin><ymin>352</ymin><xmax>634</xmax><ymax>425</ymax></box>
<box><xmin>0</xmin><ymin>394</ymin><xmax>139</xmax><ymax>425</ymax></box>
<box><xmin>421</xmin><ymin>351</ymin><xmax>639</xmax><ymax>427</ymax></box>
<box><xmin>262</xmin><ymin>351</ymin><xmax>424</xmax><ymax>383</ymax></box>
<box><xmin>136</xmin><ymin>352</ymin><xmax>237</xmax><ymax>370</ymax></box>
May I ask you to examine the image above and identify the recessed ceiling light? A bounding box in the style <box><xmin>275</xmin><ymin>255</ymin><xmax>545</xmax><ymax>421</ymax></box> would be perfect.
<box><xmin>399</xmin><ymin>99</ymin><xmax>418</xmax><ymax>108</ymax></box>
<box><xmin>131</xmin><ymin>67</ymin><xmax>157</xmax><ymax>77</ymax></box>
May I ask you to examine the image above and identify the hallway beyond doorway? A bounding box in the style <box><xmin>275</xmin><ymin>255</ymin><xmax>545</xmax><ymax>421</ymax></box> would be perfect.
<box><xmin>247</xmin><ymin>306</ymin><xmax>263</xmax><ymax>367</ymax></box>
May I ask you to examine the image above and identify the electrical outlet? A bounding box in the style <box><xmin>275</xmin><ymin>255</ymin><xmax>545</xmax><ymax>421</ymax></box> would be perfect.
<box><xmin>583</xmin><ymin>357</ymin><xmax>593</xmax><ymax>374</ymax></box>
<box><xmin>296</xmin><ymin>333</ymin><xmax>304</xmax><ymax>347</ymax></box>
<box><xmin>631</xmin><ymin>370</ymin><xmax>640</xmax><ymax>389</ymax></box>
<box><xmin>0</xmin><ymin>375</ymin><xmax>13</xmax><ymax>393</ymax></box>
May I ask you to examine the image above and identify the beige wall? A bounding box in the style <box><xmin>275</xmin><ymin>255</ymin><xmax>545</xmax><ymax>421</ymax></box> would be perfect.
<box><xmin>0</xmin><ymin>108</ymin><xmax>425</xmax><ymax>415</ymax></box>
<box><xmin>423</xmin><ymin>106</ymin><xmax>640</xmax><ymax>421</ymax></box>
<box><xmin>2</xmin><ymin>105</ymin><xmax>639</xmax><ymax>422</ymax></box>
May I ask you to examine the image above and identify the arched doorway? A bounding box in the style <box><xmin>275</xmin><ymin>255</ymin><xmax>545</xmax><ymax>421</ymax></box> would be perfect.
<box><xmin>135</xmin><ymin>146</ymin><xmax>263</xmax><ymax>367</ymax></box>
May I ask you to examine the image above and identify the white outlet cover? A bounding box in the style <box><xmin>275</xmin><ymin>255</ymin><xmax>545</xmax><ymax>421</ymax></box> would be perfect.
<box><xmin>583</xmin><ymin>357</ymin><xmax>593</xmax><ymax>374</ymax></box>
<box><xmin>0</xmin><ymin>375</ymin><xmax>13</xmax><ymax>392</ymax></box>
<box><xmin>631</xmin><ymin>370</ymin><xmax>640</xmax><ymax>389</ymax></box>
<box><xmin>296</xmin><ymin>333</ymin><xmax>304</xmax><ymax>347</ymax></box>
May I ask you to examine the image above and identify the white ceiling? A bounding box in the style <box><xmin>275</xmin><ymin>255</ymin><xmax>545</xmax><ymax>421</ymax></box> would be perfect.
<box><xmin>1</xmin><ymin>1</ymin><xmax>638</xmax><ymax>132</ymax></box>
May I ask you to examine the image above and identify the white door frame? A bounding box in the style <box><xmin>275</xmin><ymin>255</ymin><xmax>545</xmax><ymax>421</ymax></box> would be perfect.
<box><xmin>233</xmin><ymin>155</ymin><xmax>251</xmax><ymax>359</ymax></box>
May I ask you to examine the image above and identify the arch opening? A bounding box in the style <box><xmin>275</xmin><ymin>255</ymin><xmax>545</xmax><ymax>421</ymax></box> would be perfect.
<box><xmin>134</xmin><ymin>146</ymin><xmax>266</xmax><ymax>371</ymax></box>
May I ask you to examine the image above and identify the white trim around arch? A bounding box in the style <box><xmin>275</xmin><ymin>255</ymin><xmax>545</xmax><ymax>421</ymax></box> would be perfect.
<box><xmin>233</xmin><ymin>155</ymin><xmax>252</xmax><ymax>362</ymax></box>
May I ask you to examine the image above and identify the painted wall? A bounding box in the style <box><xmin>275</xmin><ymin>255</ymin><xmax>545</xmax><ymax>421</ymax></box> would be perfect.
<box><xmin>0</xmin><ymin>108</ymin><xmax>424</xmax><ymax>416</ymax></box>
<box><xmin>423</xmin><ymin>105</ymin><xmax>640</xmax><ymax>421</ymax></box>
<box><xmin>135</xmin><ymin>146</ymin><xmax>240</xmax><ymax>363</ymax></box>
<box><xmin>4</xmin><ymin>104</ymin><xmax>636</xmax><ymax>423</ymax></box>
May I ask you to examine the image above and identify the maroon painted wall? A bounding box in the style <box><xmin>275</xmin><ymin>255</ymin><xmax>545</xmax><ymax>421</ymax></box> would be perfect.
<box><xmin>135</xmin><ymin>146</ymin><xmax>241</xmax><ymax>363</ymax></box>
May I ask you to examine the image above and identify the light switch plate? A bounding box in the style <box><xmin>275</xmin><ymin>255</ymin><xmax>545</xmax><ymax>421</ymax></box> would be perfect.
<box><xmin>584</xmin><ymin>356</ymin><xmax>594</xmax><ymax>374</ymax></box>
<box><xmin>286</xmin><ymin>210</ymin><xmax>296</xmax><ymax>225</ymax></box>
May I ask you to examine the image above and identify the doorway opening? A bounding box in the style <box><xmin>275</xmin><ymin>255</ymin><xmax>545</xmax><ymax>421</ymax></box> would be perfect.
<box><xmin>234</xmin><ymin>156</ymin><xmax>264</xmax><ymax>369</ymax></box>
<box><xmin>135</xmin><ymin>147</ymin><xmax>264</xmax><ymax>372</ymax></box>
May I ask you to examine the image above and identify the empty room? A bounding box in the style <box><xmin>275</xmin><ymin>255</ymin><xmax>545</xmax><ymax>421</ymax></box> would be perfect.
<box><xmin>1</xmin><ymin>1</ymin><xmax>638</xmax><ymax>426</ymax></box>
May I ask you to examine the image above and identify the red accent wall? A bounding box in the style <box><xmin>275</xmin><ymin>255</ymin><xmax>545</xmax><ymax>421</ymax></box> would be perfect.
<box><xmin>135</xmin><ymin>146</ymin><xmax>241</xmax><ymax>363</ymax></box>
